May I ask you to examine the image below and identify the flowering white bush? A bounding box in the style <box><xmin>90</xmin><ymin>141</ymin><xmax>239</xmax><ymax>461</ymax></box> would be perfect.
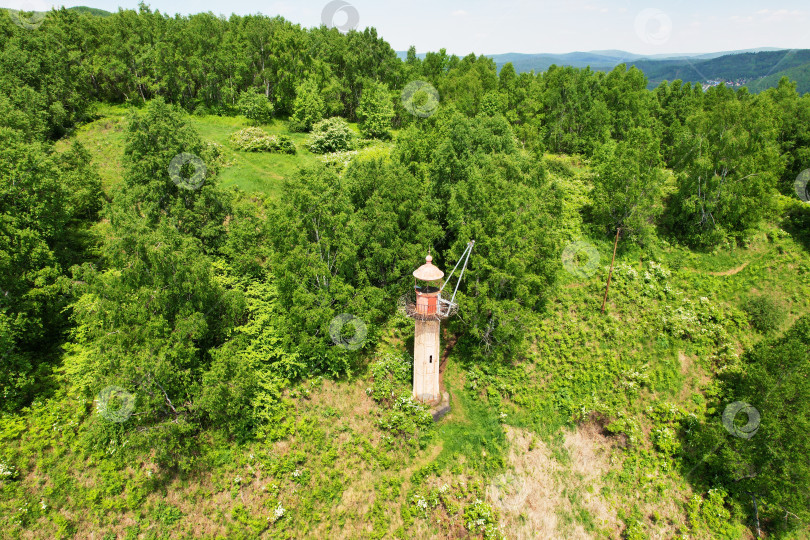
<box><xmin>317</xmin><ymin>150</ymin><xmax>358</xmax><ymax>173</ymax></box>
<box><xmin>271</xmin><ymin>503</ymin><xmax>285</xmax><ymax>522</ymax></box>
<box><xmin>411</xmin><ymin>493</ymin><xmax>430</xmax><ymax>516</ymax></box>
<box><xmin>0</xmin><ymin>460</ymin><xmax>18</xmax><ymax>479</ymax></box>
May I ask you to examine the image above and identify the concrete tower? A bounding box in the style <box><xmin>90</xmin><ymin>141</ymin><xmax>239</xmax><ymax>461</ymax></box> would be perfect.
<box><xmin>410</xmin><ymin>255</ymin><xmax>444</xmax><ymax>403</ymax></box>
<box><xmin>406</xmin><ymin>242</ymin><xmax>474</xmax><ymax>405</ymax></box>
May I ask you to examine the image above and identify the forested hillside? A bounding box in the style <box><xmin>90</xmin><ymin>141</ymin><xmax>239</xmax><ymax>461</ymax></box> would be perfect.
<box><xmin>1</xmin><ymin>6</ymin><xmax>809</xmax><ymax>539</ymax></box>
<box><xmin>628</xmin><ymin>50</ymin><xmax>810</xmax><ymax>94</ymax></box>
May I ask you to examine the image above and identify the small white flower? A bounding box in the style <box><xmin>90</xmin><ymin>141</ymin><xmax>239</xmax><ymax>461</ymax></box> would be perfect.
<box><xmin>292</xmin><ymin>469</ymin><xmax>302</xmax><ymax>478</ymax></box>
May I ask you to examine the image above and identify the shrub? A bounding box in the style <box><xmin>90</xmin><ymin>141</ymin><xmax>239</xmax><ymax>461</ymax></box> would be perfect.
<box><xmin>307</xmin><ymin>117</ymin><xmax>354</xmax><ymax>154</ymax></box>
<box><xmin>463</xmin><ymin>499</ymin><xmax>501</xmax><ymax>539</ymax></box>
<box><xmin>237</xmin><ymin>91</ymin><xmax>274</xmax><ymax>124</ymax></box>
<box><xmin>742</xmin><ymin>294</ymin><xmax>786</xmax><ymax>334</ymax></box>
<box><xmin>318</xmin><ymin>150</ymin><xmax>358</xmax><ymax>174</ymax></box>
<box><xmin>229</xmin><ymin>127</ymin><xmax>295</xmax><ymax>154</ymax></box>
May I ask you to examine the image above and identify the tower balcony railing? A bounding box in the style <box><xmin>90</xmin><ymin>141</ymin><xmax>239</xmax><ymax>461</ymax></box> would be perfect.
<box><xmin>401</xmin><ymin>292</ymin><xmax>458</xmax><ymax>321</ymax></box>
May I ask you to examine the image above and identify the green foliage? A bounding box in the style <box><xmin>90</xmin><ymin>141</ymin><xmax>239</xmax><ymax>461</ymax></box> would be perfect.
<box><xmin>0</xmin><ymin>126</ymin><xmax>102</xmax><ymax>411</ymax></box>
<box><xmin>463</xmin><ymin>499</ymin><xmax>502</xmax><ymax>539</ymax></box>
<box><xmin>367</xmin><ymin>353</ymin><xmax>412</xmax><ymax>406</ymax></box>
<box><xmin>307</xmin><ymin>117</ymin><xmax>354</xmax><ymax>154</ymax></box>
<box><xmin>684</xmin><ymin>316</ymin><xmax>810</xmax><ymax>533</ymax></box>
<box><xmin>3</xmin><ymin>7</ymin><xmax>810</xmax><ymax>538</ymax></box>
<box><xmin>118</xmin><ymin>97</ymin><xmax>228</xmax><ymax>247</ymax></box>
<box><xmin>288</xmin><ymin>78</ymin><xmax>326</xmax><ymax>132</ymax></box>
<box><xmin>590</xmin><ymin>127</ymin><xmax>665</xmax><ymax>243</ymax></box>
<box><xmin>230</xmin><ymin>127</ymin><xmax>296</xmax><ymax>154</ymax></box>
<box><xmin>357</xmin><ymin>81</ymin><xmax>394</xmax><ymax>139</ymax></box>
<box><xmin>742</xmin><ymin>293</ymin><xmax>786</xmax><ymax>334</ymax></box>
<box><xmin>667</xmin><ymin>86</ymin><xmax>782</xmax><ymax>246</ymax></box>
<box><xmin>366</xmin><ymin>354</ymin><xmax>431</xmax><ymax>443</ymax></box>
<box><xmin>762</xmin><ymin>78</ymin><xmax>810</xmax><ymax>196</ymax></box>
<box><xmin>237</xmin><ymin>91</ymin><xmax>274</xmax><ymax>124</ymax></box>
<box><xmin>686</xmin><ymin>489</ymin><xmax>745</xmax><ymax>538</ymax></box>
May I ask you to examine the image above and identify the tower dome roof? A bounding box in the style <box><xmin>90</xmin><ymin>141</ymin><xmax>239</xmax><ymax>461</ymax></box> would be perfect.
<box><xmin>413</xmin><ymin>254</ymin><xmax>444</xmax><ymax>281</ymax></box>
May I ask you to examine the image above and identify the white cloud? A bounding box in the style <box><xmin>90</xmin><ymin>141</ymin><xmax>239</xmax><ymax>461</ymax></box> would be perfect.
<box><xmin>452</xmin><ymin>10</ymin><xmax>468</xmax><ymax>17</ymax></box>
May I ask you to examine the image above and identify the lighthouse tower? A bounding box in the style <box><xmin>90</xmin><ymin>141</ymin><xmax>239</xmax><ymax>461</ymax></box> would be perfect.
<box><xmin>406</xmin><ymin>242</ymin><xmax>474</xmax><ymax>404</ymax></box>
<box><xmin>410</xmin><ymin>255</ymin><xmax>445</xmax><ymax>403</ymax></box>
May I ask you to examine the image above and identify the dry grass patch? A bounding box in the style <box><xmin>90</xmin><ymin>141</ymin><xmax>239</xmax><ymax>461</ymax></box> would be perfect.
<box><xmin>491</xmin><ymin>425</ymin><xmax>619</xmax><ymax>539</ymax></box>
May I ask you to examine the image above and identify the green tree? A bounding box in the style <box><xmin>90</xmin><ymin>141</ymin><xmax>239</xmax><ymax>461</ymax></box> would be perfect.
<box><xmin>118</xmin><ymin>97</ymin><xmax>227</xmax><ymax>250</ymax></box>
<box><xmin>763</xmin><ymin>77</ymin><xmax>810</xmax><ymax>197</ymax></box>
<box><xmin>590</xmin><ymin>128</ymin><xmax>666</xmax><ymax>244</ymax></box>
<box><xmin>667</xmin><ymin>86</ymin><xmax>782</xmax><ymax>246</ymax></box>
<box><xmin>445</xmin><ymin>152</ymin><xmax>561</xmax><ymax>361</ymax></box>
<box><xmin>344</xmin><ymin>152</ymin><xmax>442</xmax><ymax>292</ymax></box>
<box><xmin>685</xmin><ymin>315</ymin><xmax>810</xmax><ymax>534</ymax></box>
<box><xmin>268</xmin><ymin>165</ymin><xmax>367</xmax><ymax>376</ymax></box>
<box><xmin>0</xmin><ymin>127</ymin><xmax>101</xmax><ymax>411</ymax></box>
<box><xmin>288</xmin><ymin>77</ymin><xmax>326</xmax><ymax>132</ymax></box>
<box><xmin>357</xmin><ymin>81</ymin><xmax>394</xmax><ymax>139</ymax></box>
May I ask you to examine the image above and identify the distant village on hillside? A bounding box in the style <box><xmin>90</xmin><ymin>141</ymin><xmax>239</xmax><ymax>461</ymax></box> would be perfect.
<box><xmin>702</xmin><ymin>77</ymin><xmax>757</xmax><ymax>91</ymax></box>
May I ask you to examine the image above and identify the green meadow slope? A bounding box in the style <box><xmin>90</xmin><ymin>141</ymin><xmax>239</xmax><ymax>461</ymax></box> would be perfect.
<box><xmin>4</xmin><ymin>114</ymin><xmax>810</xmax><ymax>538</ymax></box>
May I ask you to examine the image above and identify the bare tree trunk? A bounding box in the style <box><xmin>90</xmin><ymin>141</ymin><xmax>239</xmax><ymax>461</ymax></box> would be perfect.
<box><xmin>749</xmin><ymin>492</ymin><xmax>761</xmax><ymax>538</ymax></box>
<box><xmin>601</xmin><ymin>228</ymin><xmax>621</xmax><ymax>313</ymax></box>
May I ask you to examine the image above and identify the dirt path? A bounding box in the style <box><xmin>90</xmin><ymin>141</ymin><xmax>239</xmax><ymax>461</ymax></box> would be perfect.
<box><xmin>706</xmin><ymin>261</ymin><xmax>750</xmax><ymax>276</ymax></box>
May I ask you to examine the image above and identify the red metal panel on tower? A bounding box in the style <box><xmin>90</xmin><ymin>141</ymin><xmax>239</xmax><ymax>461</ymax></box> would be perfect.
<box><xmin>415</xmin><ymin>289</ymin><xmax>439</xmax><ymax>315</ymax></box>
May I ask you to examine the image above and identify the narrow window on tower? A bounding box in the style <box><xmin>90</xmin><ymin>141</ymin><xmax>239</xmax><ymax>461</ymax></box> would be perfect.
<box><xmin>429</xmin><ymin>355</ymin><xmax>433</xmax><ymax>363</ymax></box>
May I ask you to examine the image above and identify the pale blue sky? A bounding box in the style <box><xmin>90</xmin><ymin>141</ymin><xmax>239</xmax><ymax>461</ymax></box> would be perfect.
<box><xmin>3</xmin><ymin>0</ymin><xmax>808</xmax><ymax>56</ymax></box>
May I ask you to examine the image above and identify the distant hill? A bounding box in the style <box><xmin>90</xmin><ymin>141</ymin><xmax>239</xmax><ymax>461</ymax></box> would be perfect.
<box><xmin>0</xmin><ymin>5</ymin><xmax>112</xmax><ymax>17</ymax></box>
<box><xmin>627</xmin><ymin>49</ymin><xmax>810</xmax><ymax>94</ymax></box>
<box><xmin>396</xmin><ymin>47</ymin><xmax>809</xmax><ymax>95</ymax></box>
<box><xmin>67</xmin><ymin>6</ymin><xmax>112</xmax><ymax>16</ymax></box>
<box><xmin>396</xmin><ymin>48</ymin><xmax>785</xmax><ymax>70</ymax></box>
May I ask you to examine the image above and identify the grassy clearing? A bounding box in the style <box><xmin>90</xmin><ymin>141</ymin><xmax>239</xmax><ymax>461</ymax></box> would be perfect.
<box><xmin>58</xmin><ymin>105</ymin><xmax>372</xmax><ymax>197</ymax></box>
<box><xmin>187</xmin><ymin>114</ymin><xmax>322</xmax><ymax>195</ymax></box>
